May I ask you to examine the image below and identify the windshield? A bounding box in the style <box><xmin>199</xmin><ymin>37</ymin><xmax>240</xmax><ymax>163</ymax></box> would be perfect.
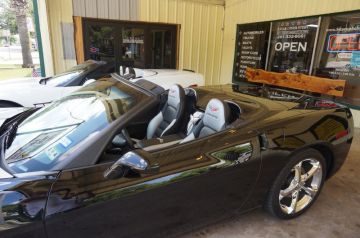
<box><xmin>44</xmin><ymin>61</ymin><xmax>98</xmax><ymax>87</ymax></box>
<box><xmin>4</xmin><ymin>79</ymin><xmax>147</xmax><ymax>174</ymax></box>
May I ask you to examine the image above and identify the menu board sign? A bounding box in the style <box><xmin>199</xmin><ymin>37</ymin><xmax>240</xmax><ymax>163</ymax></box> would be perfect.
<box><xmin>267</xmin><ymin>17</ymin><xmax>319</xmax><ymax>74</ymax></box>
<box><xmin>233</xmin><ymin>22</ymin><xmax>270</xmax><ymax>83</ymax></box>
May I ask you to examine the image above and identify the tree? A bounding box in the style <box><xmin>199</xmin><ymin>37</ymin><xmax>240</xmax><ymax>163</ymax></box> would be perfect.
<box><xmin>9</xmin><ymin>0</ymin><xmax>33</xmax><ymax>68</ymax></box>
<box><xmin>0</xmin><ymin>9</ymin><xmax>18</xmax><ymax>34</ymax></box>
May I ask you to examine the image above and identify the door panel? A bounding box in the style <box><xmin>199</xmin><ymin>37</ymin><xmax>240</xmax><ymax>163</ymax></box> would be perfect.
<box><xmin>120</xmin><ymin>27</ymin><xmax>145</xmax><ymax>68</ymax></box>
<box><xmin>150</xmin><ymin>29</ymin><xmax>176</xmax><ymax>69</ymax></box>
<box><xmin>45</xmin><ymin>130</ymin><xmax>261</xmax><ymax>238</ymax></box>
<box><xmin>84</xmin><ymin>23</ymin><xmax>118</xmax><ymax>73</ymax></box>
<box><xmin>0</xmin><ymin>175</ymin><xmax>56</xmax><ymax>238</ymax></box>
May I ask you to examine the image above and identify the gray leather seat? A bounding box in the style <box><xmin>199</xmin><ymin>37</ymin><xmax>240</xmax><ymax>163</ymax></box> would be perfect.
<box><xmin>146</xmin><ymin>84</ymin><xmax>185</xmax><ymax>139</ymax></box>
<box><xmin>182</xmin><ymin>98</ymin><xmax>230</xmax><ymax>143</ymax></box>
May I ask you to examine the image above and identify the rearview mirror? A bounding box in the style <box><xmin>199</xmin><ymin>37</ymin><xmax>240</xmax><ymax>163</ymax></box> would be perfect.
<box><xmin>104</xmin><ymin>151</ymin><xmax>159</xmax><ymax>179</ymax></box>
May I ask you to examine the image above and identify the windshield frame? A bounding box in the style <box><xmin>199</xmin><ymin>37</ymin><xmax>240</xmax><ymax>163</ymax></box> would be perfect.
<box><xmin>40</xmin><ymin>60</ymin><xmax>105</xmax><ymax>87</ymax></box>
<box><xmin>3</xmin><ymin>77</ymin><xmax>158</xmax><ymax>174</ymax></box>
<box><xmin>0</xmin><ymin>134</ymin><xmax>13</xmax><ymax>176</ymax></box>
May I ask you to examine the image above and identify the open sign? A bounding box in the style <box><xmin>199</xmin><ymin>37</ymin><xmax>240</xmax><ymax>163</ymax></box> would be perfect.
<box><xmin>327</xmin><ymin>33</ymin><xmax>360</xmax><ymax>53</ymax></box>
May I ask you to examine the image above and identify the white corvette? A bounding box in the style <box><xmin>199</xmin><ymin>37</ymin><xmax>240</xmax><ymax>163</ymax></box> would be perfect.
<box><xmin>0</xmin><ymin>61</ymin><xmax>204</xmax><ymax>108</ymax></box>
<box><xmin>0</xmin><ymin>107</ymin><xmax>29</xmax><ymax>127</ymax></box>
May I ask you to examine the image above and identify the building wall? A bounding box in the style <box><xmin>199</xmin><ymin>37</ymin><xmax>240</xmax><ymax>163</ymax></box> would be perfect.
<box><xmin>46</xmin><ymin>0</ymin><xmax>360</xmax><ymax>84</ymax></box>
<box><xmin>72</xmin><ymin>0</ymin><xmax>139</xmax><ymax>20</ymax></box>
<box><xmin>138</xmin><ymin>0</ymin><xmax>225</xmax><ymax>85</ymax></box>
<box><xmin>46</xmin><ymin>0</ymin><xmax>77</xmax><ymax>74</ymax></box>
<box><xmin>37</xmin><ymin>0</ymin><xmax>54</xmax><ymax>76</ymax></box>
<box><xmin>45</xmin><ymin>0</ymin><xmax>360</xmax><ymax>126</ymax></box>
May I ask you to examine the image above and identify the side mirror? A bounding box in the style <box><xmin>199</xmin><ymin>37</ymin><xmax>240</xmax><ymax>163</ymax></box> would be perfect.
<box><xmin>104</xmin><ymin>151</ymin><xmax>159</xmax><ymax>179</ymax></box>
<box><xmin>83</xmin><ymin>79</ymin><xmax>96</xmax><ymax>86</ymax></box>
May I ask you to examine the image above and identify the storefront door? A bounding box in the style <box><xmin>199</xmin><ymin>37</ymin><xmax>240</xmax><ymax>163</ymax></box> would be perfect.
<box><xmin>83</xmin><ymin>19</ymin><xmax>177</xmax><ymax>72</ymax></box>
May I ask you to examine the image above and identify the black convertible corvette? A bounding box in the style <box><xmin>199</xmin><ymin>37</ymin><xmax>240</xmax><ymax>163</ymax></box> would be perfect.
<box><xmin>0</xmin><ymin>75</ymin><xmax>353</xmax><ymax>238</ymax></box>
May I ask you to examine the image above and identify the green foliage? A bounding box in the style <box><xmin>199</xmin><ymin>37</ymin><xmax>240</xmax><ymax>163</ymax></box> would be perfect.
<box><xmin>0</xmin><ymin>9</ymin><xmax>18</xmax><ymax>34</ymax></box>
<box><xmin>9</xmin><ymin>35</ymin><xmax>16</xmax><ymax>43</ymax></box>
<box><xmin>0</xmin><ymin>0</ymin><xmax>34</xmax><ymax>34</ymax></box>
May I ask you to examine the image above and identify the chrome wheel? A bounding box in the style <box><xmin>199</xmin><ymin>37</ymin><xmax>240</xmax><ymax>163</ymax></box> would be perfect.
<box><xmin>279</xmin><ymin>158</ymin><xmax>323</xmax><ymax>215</ymax></box>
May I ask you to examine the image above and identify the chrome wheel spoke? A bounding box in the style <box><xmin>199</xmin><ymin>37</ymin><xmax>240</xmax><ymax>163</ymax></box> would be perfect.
<box><xmin>280</xmin><ymin>185</ymin><xmax>296</xmax><ymax>200</ymax></box>
<box><xmin>289</xmin><ymin>190</ymin><xmax>300</xmax><ymax>214</ymax></box>
<box><xmin>301</xmin><ymin>161</ymin><xmax>320</xmax><ymax>182</ymax></box>
<box><xmin>280</xmin><ymin>177</ymin><xmax>298</xmax><ymax>200</ymax></box>
<box><xmin>294</xmin><ymin>162</ymin><xmax>302</xmax><ymax>183</ymax></box>
<box><xmin>301</xmin><ymin>185</ymin><xmax>318</xmax><ymax>198</ymax></box>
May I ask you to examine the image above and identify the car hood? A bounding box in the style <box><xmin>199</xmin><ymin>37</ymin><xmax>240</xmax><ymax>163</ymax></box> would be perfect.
<box><xmin>132</xmin><ymin>68</ymin><xmax>204</xmax><ymax>89</ymax></box>
<box><xmin>0</xmin><ymin>107</ymin><xmax>30</xmax><ymax>127</ymax></box>
<box><xmin>134</xmin><ymin>68</ymin><xmax>203</xmax><ymax>79</ymax></box>
<box><xmin>0</xmin><ymin>77</ymin><xmax>42</xmax><ymax>89</ymax></box>
<box><xmin>142</xmin><ymin>68</ymin><xmax>201</xmax><ymax>78</ymax></box>
<box><xmin>133</xmin><ymin>68</ymin><xmax>158</xmax><ymax>77</ymax></box>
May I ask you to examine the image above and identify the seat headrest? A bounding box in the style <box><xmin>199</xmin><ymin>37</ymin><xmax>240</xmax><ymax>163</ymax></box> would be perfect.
<box><xmin>167</xmin><ymin>84</ymin><xmax>185</xmax><ymax>108</ymax></box>
<box><xmin>203</xmin><ymin>98</ymin><xmax>230</xmax><ymax>132</ymax></box>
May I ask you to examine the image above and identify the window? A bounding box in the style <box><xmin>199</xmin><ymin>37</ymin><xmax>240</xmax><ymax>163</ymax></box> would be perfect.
<box><xmin>313</xmin><ymin>12</ymin><xmax>360</xmax><ymax>106</ymax></box>
<box><xmin>83</xmin><ymin>19</ymin><xmax>177</xmax><ymax>72</ymax></box>
<box><xmin>267</xmin><ymin>17</ymin><xmax>319</xmax><ymax>74</ymax></box>
<box><xmin>233</xmin><ymin>22</ymin><xmax>270</xmax><ymax>83</ymax></box>
<box><xmin>121</xmin><ymin>27</ymin><xmax>145</xmax><ymax>68</ymax></box>
<box><xmin>232</xmin><ymin>11</ymin><xmax>360</xmax><ymax>107</ymax></box>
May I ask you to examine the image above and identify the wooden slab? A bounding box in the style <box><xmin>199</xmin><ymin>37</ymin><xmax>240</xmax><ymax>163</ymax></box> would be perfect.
<box><xmin>245</xmin><ymin>68</ymin><xmax>346</xmax><ymax>97</ymax></box>
<box><xmin>73</xmin><ymin>16</ymin><xmax>85</xmax><ymax>64</ymax></box>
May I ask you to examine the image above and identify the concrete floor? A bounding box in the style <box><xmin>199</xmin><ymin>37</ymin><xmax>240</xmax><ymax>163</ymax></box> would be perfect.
<box><xmin>182</xmin><ymin>129</ymin><xmax>360</xmax><ymax>238</ymax></box>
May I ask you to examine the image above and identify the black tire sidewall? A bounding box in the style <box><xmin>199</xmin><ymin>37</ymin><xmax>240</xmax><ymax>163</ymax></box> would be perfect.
<box><xmin>265</xmin><ymin>148</ymin><xmax>327</xmax><ymax>219</ymax></box>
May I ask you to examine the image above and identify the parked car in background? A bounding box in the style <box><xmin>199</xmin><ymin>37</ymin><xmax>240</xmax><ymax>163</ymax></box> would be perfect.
<box><xmin>125</xmin><ymin>67</ymin><xmax>204</xmax><ymax>90</ymax></box>
<box><xmin>0</xmin><ymin>107</ymin><xmax>30</xmax><ymax>128</ymax></box>
<box><xmin>0</xmin><ymin>60</ymin><xmax>114</xmax><ymax>108</ymax></box>
<box><xmin>0</xmin><ymin>76</ymin><xmax>353</xmax><ymax>237</ymax></box>
<box><xmin>0</xmin><ymin>61</ymin><xmax>204</xmax><ymax>108</ymax></box>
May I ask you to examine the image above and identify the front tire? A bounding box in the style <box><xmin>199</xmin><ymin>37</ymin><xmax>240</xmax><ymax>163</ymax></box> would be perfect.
<box><xmin>265</xmin><ymin>148</ymin><xmax>326</xmax><ymax>219</ymax></box>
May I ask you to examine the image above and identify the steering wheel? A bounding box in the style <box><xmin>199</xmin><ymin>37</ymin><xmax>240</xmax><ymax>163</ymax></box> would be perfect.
<box><xmin>121</xmin><ymin>129</ymin><xmax>134</xmax><ymax>148</ymax></box>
